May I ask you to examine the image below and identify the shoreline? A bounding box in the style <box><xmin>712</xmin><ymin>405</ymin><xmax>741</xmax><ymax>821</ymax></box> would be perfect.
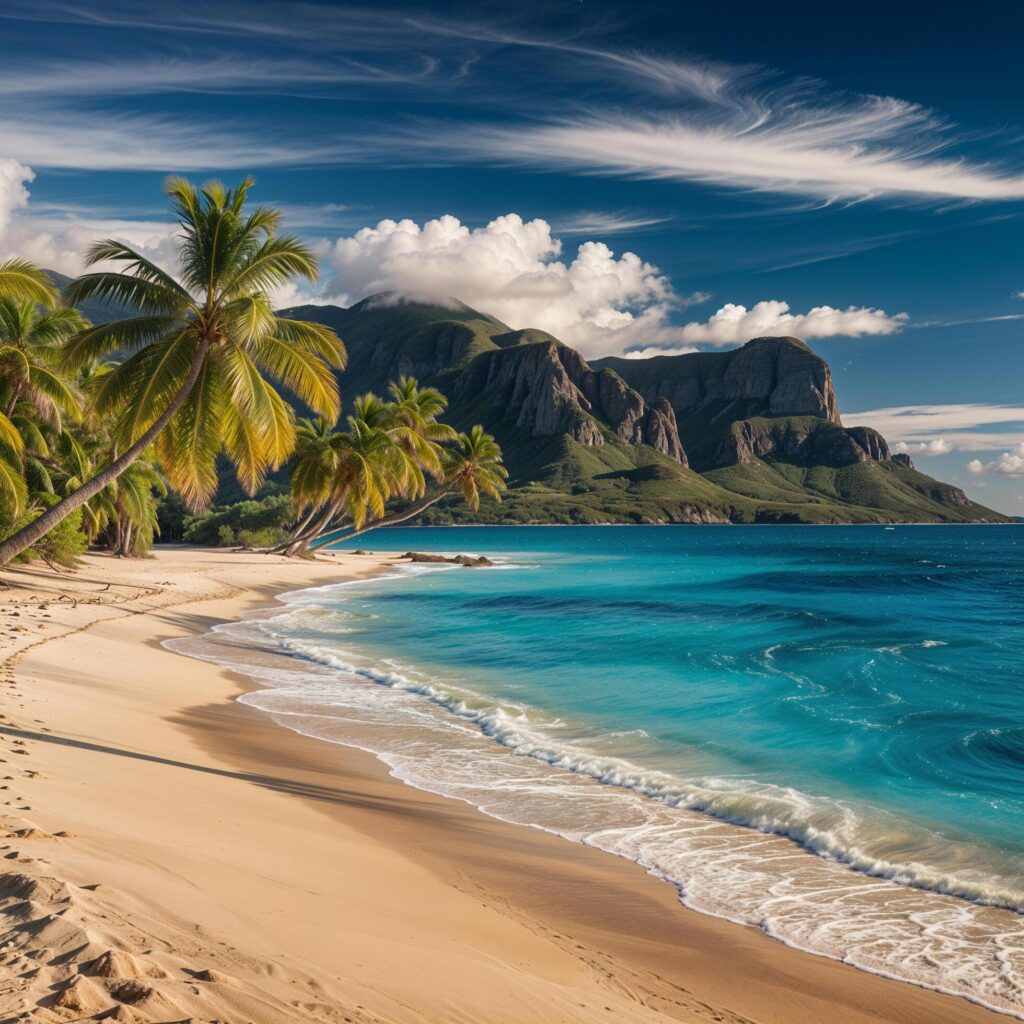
<box><xmin>0</xmin><ymin>547</ymin><xmax>1010</xmax><ymax>1023</ymax></box>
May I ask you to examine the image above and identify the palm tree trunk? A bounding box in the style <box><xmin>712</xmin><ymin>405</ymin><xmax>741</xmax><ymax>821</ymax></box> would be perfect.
<box><xmin>278</xmin><ymin>497</ymin><xmax>342</xmax><ymax>556</ymax></box>
<box><xmin>0</xmin><ymin>338</ymin><xmax>210</xmax><ymax>566</ymax></box>
<box><xmin>4</xmin><ymin>381</ymin><xmax>23</xmax><ymax>418</ymax></box>
<box><xmin>269</xmin><ymin>501</ymin><xmax>324</xmax><ymax>552</ymax></box>
<box><xmin>307</xmin><ymin>486</ymin><xmax>452</xmax><ymax>551</ymax></box>
<box><xmin>289</xmin><ymin>503</ymin><xmax>321</xmax><ymax>541</ymax></box>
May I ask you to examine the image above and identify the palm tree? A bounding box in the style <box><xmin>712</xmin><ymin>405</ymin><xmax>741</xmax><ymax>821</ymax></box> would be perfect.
<box><xmin>0</xmin><ymin>177</ymin><xmax>346</xmax><ymax>565</ymax></box>
<box><xmin>82</xmin><ymin>454</ymin><xmax>167</xmax><ymax>556</ymax></box>
<box><xmin>0</xmin><ymin>298</ymin><xmax>84</xmax><ymax>515</ymax></box>
<box><xmin>278</xmin><ymin>377</ymin><xmax>456</xmax><ymax>555</ymax></box>
<box><xmin>1</xmin><ymin>299</ymin><xmax>86</xmax><ymax>423</ymax></box>
<box><xmin>281</xmin><ymin>413</ymin><xmax>408</xmax><ymax>556</ymax></box>
<box><xmin>443</xmin><ymin>425</ymin><xmax>508</xmax><ymax>512</ymax></box>
<box><xmin>304</xmin><ymin>423</ymin><xmax>507</xmax><ymax>551</ymax></box>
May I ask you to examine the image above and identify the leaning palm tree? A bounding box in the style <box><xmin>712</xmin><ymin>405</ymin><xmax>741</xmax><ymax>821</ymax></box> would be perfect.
<box><xmin>82</xmin><ymin>454</ymin><xmax>167</xmax><ymax>556</ymax></box>
<box><xmin>303</xmin><ymin>423</ymin><xmax>507</xmax><ymax>551</ymax></box>
<box><xmin>0</xmin><ymin>177</ymin><xmax>346</xmax><ymax>565</ymax></box>
<box><xmin>277</xmin><ymin>379</ymin><xmax>454</xmax><ymax>556</ymax></box>
<box><xmin>281</xmin><ymin>415</ymin><xmax>409</xmax><ymax>556</ymax></box>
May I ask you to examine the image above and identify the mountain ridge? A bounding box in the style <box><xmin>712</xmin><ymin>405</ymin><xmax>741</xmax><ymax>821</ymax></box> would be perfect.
<box><xmin>281</xmin><ymin>294</ymin><xmax>1006</xmax><ymax>525</ymax></box>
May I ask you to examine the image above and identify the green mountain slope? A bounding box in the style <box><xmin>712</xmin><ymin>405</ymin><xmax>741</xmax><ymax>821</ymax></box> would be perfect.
<box><xmin>279</xmin><ymin>294</ymin><xmax>1005</xmax><ymax>524</ymax></box>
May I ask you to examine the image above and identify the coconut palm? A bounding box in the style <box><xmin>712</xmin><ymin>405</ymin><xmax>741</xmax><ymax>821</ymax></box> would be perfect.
<box><xmin>303</xmin><ymin>423</ymin><xmax>507</xmax><ymax>551</ymax></box>
<box><xmin>0</xmin><ymin>177</ymin><xmax>346</xmax><ymax>565</ymax></box>
<box><xmin>82</xmin><ymin>454</ymin><xmax>167</xmax><ymax>556</ymax></box>
<box><xmin>281</xmin><ymin>414</ymin><xmax>409</xmax><ymax>556</ymax></box>
<box><xmin>0</xmin><ymin>299</ymin><xmax>84</xmax><ymax>515</ymax></box>
<box><xmin>278</xmin><ymin>378</ymin><xmax>457</xmax><ymax>555</ymax></box>
<box><xmin>1</xmin><ymin>300</ymin><xmax>86</xmax><ymax>423</ymax></box>
<box><xmin>443</xmin><ymin>425</ymin><xmax>508</xmax><ymax>512</ymax></box>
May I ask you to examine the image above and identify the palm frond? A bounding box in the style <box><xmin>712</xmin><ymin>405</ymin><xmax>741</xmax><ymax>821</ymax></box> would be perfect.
<box><xmin>81</xmin><ymin>240</ymin><xmax>191</xmax><ymax>300</ymax></box>
<box><xmin>156</xmin><ymin>355</ymin><xmax>225</xmax><ymax>509</ymax></box>
<box><xmin>271</xmin><ymin>317</ymin><xmax>346</xmax><ymax>369</ymax></box>
<box><xmin>0</xmin><ymin>454</ymin><xmax>27</xmax><ymax>513</ymax></box>
<box><xmin>0</xmin><ymin>259</ymin><xmax>57</xmax><ymax>307</ymax></box>
<box><xmin>62</xmin><ymin>315</ymin><xmax>184</xmax><ymax>370</ymax></box>
<box><xmin>64</xmin><ymin>271</ymin><xmax>189</xmax><ymax>317</ymax></box>
<box><xmin>251</xmin><ymin>333</ymin><xmax>341</xmax><ymax>420</ymax></box>
<box><xmin>0</xmin><ymin>411</ymin><xmax>23</xmax><ymax>453</ymax></box>
<box><xmin>222</xmin><ymin>235</ymin><xmax>320</xmax><ymax>297</ymax></box>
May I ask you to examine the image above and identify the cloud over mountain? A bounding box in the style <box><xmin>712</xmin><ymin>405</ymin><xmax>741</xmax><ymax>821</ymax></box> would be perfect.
<box><xmin>323</xmin><ymin>213</ymin><xmax>907</xmax><ymax>356</ymax></box>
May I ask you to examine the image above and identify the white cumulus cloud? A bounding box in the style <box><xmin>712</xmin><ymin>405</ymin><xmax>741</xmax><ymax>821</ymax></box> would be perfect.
<box><xmin>966</xmin><ymin>444</ymin><xmax>1024</xmax><ymax>476</ymax></box>
<box><xmin>0</xmin><ymin>158</ymin><xmax>179</xmax><ymax>277</ymax></box>
<box><xmin>0</xmin><ymin>167</ymin><xmax>914</xmax><ymax>358</ymax></box>
<box><xmin>324</xmin><ymin>213</ymin><xmax>907</xmax><ymax>356</ymax></box>
<box><xmin>326</xmin><ymin>213</ymin><xmax>681</xmax><ymax>357</ymax></box>
<box><xmin>623</xmin><ymin>345</ymin><xmax>701</xmax><ymax>359</ymax></box>
<box><xmin>0</xmin><ymin>158</ymin><xmax>33</xmax><ymax>233</ymax></box>
<box><xmin>893</xmin><ymin>439</ymin><xmax>954</xmax><ymax>456</ymax></box>
<box><xmin>676</xmin><ymin>300</ymin><xmax>907</xmax><ymax>346</ymax></box>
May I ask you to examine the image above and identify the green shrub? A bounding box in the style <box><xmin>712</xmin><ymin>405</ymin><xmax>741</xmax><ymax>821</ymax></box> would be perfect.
<box><xmin>182</xmin><ymin>494</ymin><xmax>294</xmax><ymax>547</ymax></box>
<box><xmin>236</xmin><ymin>526</ymin><xmax>286</xmax><ymax>548</ymax></box>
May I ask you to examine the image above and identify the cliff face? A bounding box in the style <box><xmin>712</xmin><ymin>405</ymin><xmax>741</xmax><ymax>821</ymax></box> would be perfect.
<box><xmin>597</xmin><ymin>337</ymin><xmax>895</xmax><ymax>471</ymax></box>
<box><xmin>452</xmin><ymin>341</ymin><xmax>688</xmax><ymax>464</ymax></box>
<box><xmin>601</xmin><ymin>336</ymin><xmax>840</xmax><ymax>424</ymax></box>
<box><xmin>724</xmin><ymin>337</ymin><xmax>841</xmax><ymax>422</ymax></box>
<box><xmin>714</xmin><ymin>420</ymin><xmax>891</xmax><ymax>469</ymax></box>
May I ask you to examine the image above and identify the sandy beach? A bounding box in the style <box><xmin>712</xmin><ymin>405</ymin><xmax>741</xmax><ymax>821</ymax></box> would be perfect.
<box><xmin>0</xmin><ymin>546</ymin><xmax>1009</xmax><ymax>1024</ymax></box>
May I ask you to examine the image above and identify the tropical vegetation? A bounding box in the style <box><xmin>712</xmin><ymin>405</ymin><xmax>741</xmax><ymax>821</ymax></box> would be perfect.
<box><xmin>0</xmin><ymin>178</ymin><xmax>506</xmax><ymax>568</ymax></box>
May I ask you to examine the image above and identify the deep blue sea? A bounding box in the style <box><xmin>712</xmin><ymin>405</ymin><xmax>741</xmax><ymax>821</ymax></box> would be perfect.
<box><xmin>171</xmin><ymin>525</ymin><xmax>1024</xmax><ymax>1015</ymax></box>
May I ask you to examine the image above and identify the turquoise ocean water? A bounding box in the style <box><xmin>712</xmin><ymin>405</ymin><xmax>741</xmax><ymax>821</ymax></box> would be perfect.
<box><xmin>170</xmin><ymin>525</ymin><xmax>1024</xmax><ymax>1015</ymax></box>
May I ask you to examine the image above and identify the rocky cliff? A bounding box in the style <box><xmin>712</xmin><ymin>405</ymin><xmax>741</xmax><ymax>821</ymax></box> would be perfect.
<box><xmin>451</xmin><ymin>341</ymin><xmax>687</xmax><ymax>464</ymax></box>
<box><xmin>596</xmin><ymin>337</ymin><xmax>895</xmax><ymax>472</ymax></box>
<box><xmin>598</xmin><ymin>336</ymin><xmax>840</xmax><ymax>422</ymax></box>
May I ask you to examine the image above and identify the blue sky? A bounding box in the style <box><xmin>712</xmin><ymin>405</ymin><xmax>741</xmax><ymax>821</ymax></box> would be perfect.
<box><xmin>0</xmin><ymin>0</ymin><xmax>1021</xmax><ymax>512</ymax></box>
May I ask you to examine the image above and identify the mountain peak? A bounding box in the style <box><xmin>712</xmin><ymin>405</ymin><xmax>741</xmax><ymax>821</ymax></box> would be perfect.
<box><xmin>348</xmin><ymin>291</ymin><xmax>500</xmax><ymax>324</ymax></box>
<box><xmin>742</xmin><ymin>335</ymin><xmax>813</xmax><ymax>354</ymax></box>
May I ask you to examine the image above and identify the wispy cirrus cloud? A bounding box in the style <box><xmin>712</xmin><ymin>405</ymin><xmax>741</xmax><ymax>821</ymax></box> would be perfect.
<box><xmin>0</xmin><ymin>53</ymin><xmax>440</xmax><ymax>98</ymax></box>
<box><xmin>3</xmin><ymin>2</ymin><xmax>1024</xmax><ymax>208</ymax></box>
<box><xmin>551</xmin><ymin>211</ymin><xmax>673</xmax><ymax>235</ymax></box>
<box><xmin>0</xmin><ymin>109</ymin><xmax>372</xmax><ymax>171</ymax></box>
<box><xmin>422</xmin><ymin>101</ymin><xmax>1024</xmax><ymax>204</ymax></box>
